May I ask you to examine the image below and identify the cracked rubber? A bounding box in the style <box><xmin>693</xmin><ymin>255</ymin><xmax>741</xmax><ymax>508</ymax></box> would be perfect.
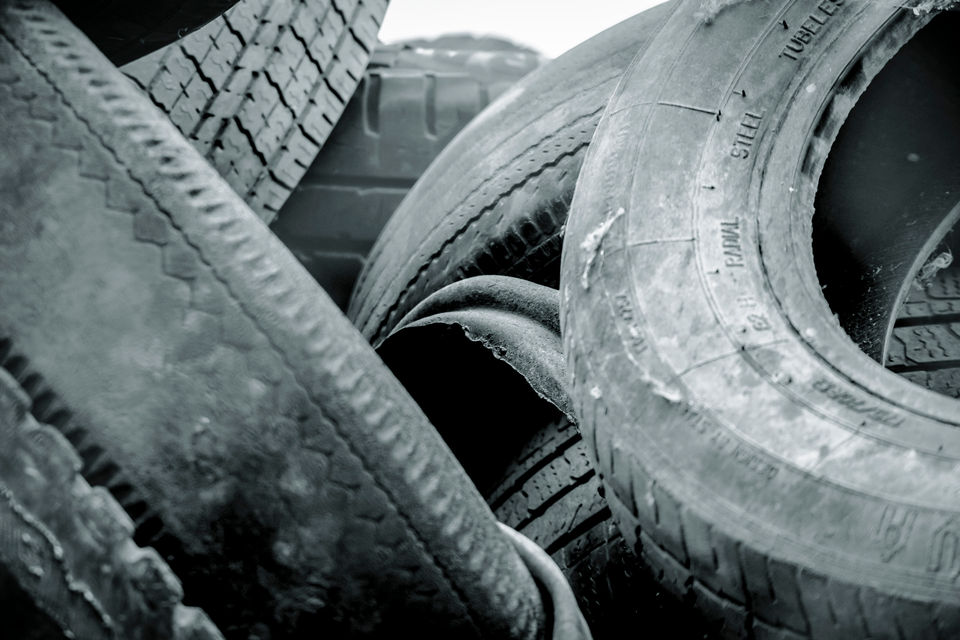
<box><xmin>0</xmin><ymin>1</ymin><xmax>543</xmax><ymax>638</ymax></box>
<box><xmin>122</xmin><ymin>0</ymin><xmax>389</xmax><ymax>222</ymax></box>
<box><xmin>272</xmin><ymin>42</ymin><xmax>542</xmax><ymax>309</ymax></box>
<box><xmin>348</xmin><ymin>2</ymin><xmax>676</xmax><ymax>345</ymax></box>
<box><xmin>53</xmin><ymin>0</ymin><xmax>238</xmax><ymax>65</ymax></box>
<box><xmin>0</xmin><ymin>369</ymin><xmax>224</xmax><ymax>640</ymax></box>
<box><xmin>562</xmin><ymin>1</ymin><xmax>960</xmax><ymax>638</ymax></box>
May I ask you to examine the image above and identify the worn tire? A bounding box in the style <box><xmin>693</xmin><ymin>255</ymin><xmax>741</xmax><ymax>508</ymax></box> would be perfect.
<box><xmin>272</xmin><ymin>43</ymin><xmax>542</xmax><ymax>309</ymax></box>
<box><xmin>122</xmin><ymin>0</ymin><xmax>389</xmax><ymax>222</ymax></box>
<box><xmin>53</xmin><ymin>0</ymin><xmax>238</xmax><ymax>64</ymax></box>
<box><xmin>563</xmin><ymin>1</ymin><xmax>960</xmax><ymax>638</ymax></box>
<box><xmin>348</xmin><ymin>2</ymin><xmax>675</xmax><ymax>345</ymax></box>
<box><xmin>0</xmin><ymin>2</ymin><xmax>543</xmax><ymax>638</ymax></box>
<box><xmin>888</xmin><ymin>244</ymin><xmax>960</xmax><ymax>398</ymax></box>
<box><xmin>377</xmin><ymin>276</ymin><xmax>721</xmax><ymax>638</ymax></box>
<box><xmin>0</xmin><ymin>368</ymin><xmax>224</xmax><ymax>640</ymax></box>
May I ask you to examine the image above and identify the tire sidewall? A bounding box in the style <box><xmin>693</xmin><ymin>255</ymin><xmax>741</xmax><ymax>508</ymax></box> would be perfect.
<box><xmin>563</xmin><ymin>0</ymin><xmax>960</xmax><ymax>604</ymax></box>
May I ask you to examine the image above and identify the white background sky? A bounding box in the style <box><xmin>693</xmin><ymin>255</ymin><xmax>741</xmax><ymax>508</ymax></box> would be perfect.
<box><xmin>379</xmin><ymin>0</ymin><xmax>668</xmax><ymax>58</ymax></box>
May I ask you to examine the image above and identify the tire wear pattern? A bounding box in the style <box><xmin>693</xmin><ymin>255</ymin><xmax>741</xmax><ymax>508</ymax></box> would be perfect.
<box><xmin>376</xmin><ymin>275</ymin><xmax>721</xmax><ymax>638</ymax></box>
<box><xmin>272</xmin><ymin>42</ymin><xmax>542</xmax><ymax>309</ymax></box>
<box><xmin>889</xmin><ymin>263</ymin><xmax>960</xmax><ymax>398</ymax></box>
<box><xmin>0</xmin><ymin>2</ymin><xmax>541</xmax><ymax>638</ymax></box>
<box><xmin>122</xmin><ymin>0</ymin><xmax>388</xmax><ymax>222</ymax></box>
<box><xmin>488</xmin><ymin>415</ymin><xmax>722</xmax><ymax>639</ymax></box>
<box><xmin>348</xmin><ymin>2</ymin><xmax>677</xmax><ymax>345</ymax></box>
<box><xmin>561</xmin><ymin>1</ymin><xmax>960</xmax><ymax>638</ymax></box>
<box><xmin>0</xmin><ymin>367</ymin><xmax>224</xmax><ymax>640</ymax></box>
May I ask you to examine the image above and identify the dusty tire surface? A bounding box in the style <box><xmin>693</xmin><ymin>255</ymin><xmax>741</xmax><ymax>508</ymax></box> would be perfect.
<box><xmin>562</xmin><ymin>1</ymin><xmax>960</xmax><ymax>638</ymax></box>
<box><xmin>0</xmin><ymin>2</ymin><xmax>543</xmax><ymax>638</ymax></box>
<box><xmin>122</xmin><ymin>0</ymin><xmax>389</xmax><ymax>222</ymax></box>
<box><xmin>0</xmin><ymin>367</ymin><xmax>224</xmax><ymax>640</ymax></box>
<box><xmin>348</xmin><ymin>2</ymin><xmax>675</xmax><ymax>345</ymax></box>
<box><xmin>272</xmin><ymin>43</ymin><xmax>542</xmax><ymax>309</ymax></box>
<box><xmin>53</xmin><ymin>0</ymin><xmax>237</xmax><ymax>64</ymax></box>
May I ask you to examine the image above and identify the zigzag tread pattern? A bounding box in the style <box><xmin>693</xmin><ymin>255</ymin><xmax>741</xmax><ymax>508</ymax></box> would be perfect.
<box><xmin>122</xmin><ymin>0</ymin><xmax>388</xmax><ymax>222</ymax></box>
<box><xmin>1</xmin><ymin>2</ymin><xmax>542</xmax><ymax>637</ymax></box>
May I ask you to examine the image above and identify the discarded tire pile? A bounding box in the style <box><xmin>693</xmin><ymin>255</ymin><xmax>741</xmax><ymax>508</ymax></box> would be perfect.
<box><xmin>2</xmin><ymin>0</ymin><xmax>959</xmax><ymax>638</ymax></box>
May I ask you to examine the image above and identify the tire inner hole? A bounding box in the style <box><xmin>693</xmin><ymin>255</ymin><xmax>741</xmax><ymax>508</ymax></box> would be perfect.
<box><xmin>812</xmin><ymin>10</ymin><xmax>960</xmax><ymax>399</ymax></box>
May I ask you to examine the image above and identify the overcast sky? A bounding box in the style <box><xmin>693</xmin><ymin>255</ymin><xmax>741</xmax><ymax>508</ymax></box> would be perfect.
<box><xmin>379</xmin><ymin>0</ymin><xmax>668</xmax><ymax>58</ymax></box>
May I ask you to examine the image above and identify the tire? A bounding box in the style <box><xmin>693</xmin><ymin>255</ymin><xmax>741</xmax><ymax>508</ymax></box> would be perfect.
<box><xmin>562</xmin><ymin>2</ymin><xmax>960</xmax><ymax>638</ymax></box>
<box><xmin>377</xmin><ymin>276</ymin><xmax>720</xmax><ymax>639</ymax></box>
<box><xmin>888</xmin><ymin>240</ymin><xmax>960</xmax><ymax>399</ymax></box>
<box><xmin>53</xmin><ymin>0</ymin><xmax>238</xmax><ymax>64</ymax></box>
<box><xmin>272</xmin><ymin>42</ymin><xmax>542</xmax><ymax>309</ymax></box>
<box><xmin>0</xmin><ymin>368</ymin><xmax>224</xmax><ymax>640</ymax></box>
<box><xmin>0</xmin><ymin>3</ymin><xmax>543</xmax><ymax>638</ymax></box>
<box><xmin>348</xmin><ymin>2</ymin><xmax>676</xmax><ymax>345</ymax></box>
<box><xmin>121</xmin><ymin>0</ymin><xmax>389</xmax><ymax>222</ymax></box>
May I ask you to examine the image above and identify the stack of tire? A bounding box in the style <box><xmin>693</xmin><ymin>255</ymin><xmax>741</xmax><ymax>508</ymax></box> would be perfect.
<box><xmin>350</xmin><ymin>0</ymin><xmax>960</xmax><ymax>638</ymax></box>
<box><xmin>3</xmin><ymin>0</ymin><xmax>960</xmax><ymax>638</ymax></box>
<box><xmin>0</xmin><ymin>1</ymin><xmax>557</xmax><ymax>639</ymax></box>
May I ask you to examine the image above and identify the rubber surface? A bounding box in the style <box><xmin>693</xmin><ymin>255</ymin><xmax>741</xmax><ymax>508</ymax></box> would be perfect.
<box><xmin>273</xmin><ymin>43</ymin><xmax>542</xmax><ymax>309</ymax></box>
<box><xmin>889</xmin><ymin>260</ymin><xmax>960</xmax><ymax>398</ymax></box>
<box><xmin>122</xmin><ymin>0</ymin><xmax>389</xmax><ymax>222</ymax></box>
<box><xmin>810</xmin><ymin>15</ymin><xmax>960</xmax><ymax>362</ymax></box>
<box><xmin>0</xmin><ymin>368</ymin><xmax>224</xmax><ymax>640</ymax></box>
<box><xmin>0</xmin><ymin>2</ymin><xmax>542</xmax><ymax>637</ymax></box>
<box><xmin>562</xmin><ymin>1</ymin><xmax>960</xmax><ymax>637</ymax></box>
<box><xmin>498</xmin><ymin>523</ymin><xmax>593</xmax><ymax>640</ymax></box>
<box><xmin>348</xmin><ymin>2</ymin><xmax>676</xmax><ymax>345</ymax></box>
<box><xmin>53</xmin><ymin>0</ymin><xmax>237</xmax><ymax>64</ymax></box>
<box><xmin>378</xmin><ymin>284</ymin><xmax>624</xmax><ymax>637</ymax></box>
<box><xmin>378</xmin><ymin>276</ymin><xmax>722</xmax><ymax>638</ymax></box>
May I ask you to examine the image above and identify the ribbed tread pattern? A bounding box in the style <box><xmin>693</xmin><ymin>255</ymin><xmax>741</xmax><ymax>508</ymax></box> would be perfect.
<box><xmin>487</xmin><ymin>415</ymin><xmax>717</xmax><ymax>638</ymax></box>
<box><xmin>122</xmin><ymin>0</ymin><xmax>388</xmax><ymax>222</ymax></box>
